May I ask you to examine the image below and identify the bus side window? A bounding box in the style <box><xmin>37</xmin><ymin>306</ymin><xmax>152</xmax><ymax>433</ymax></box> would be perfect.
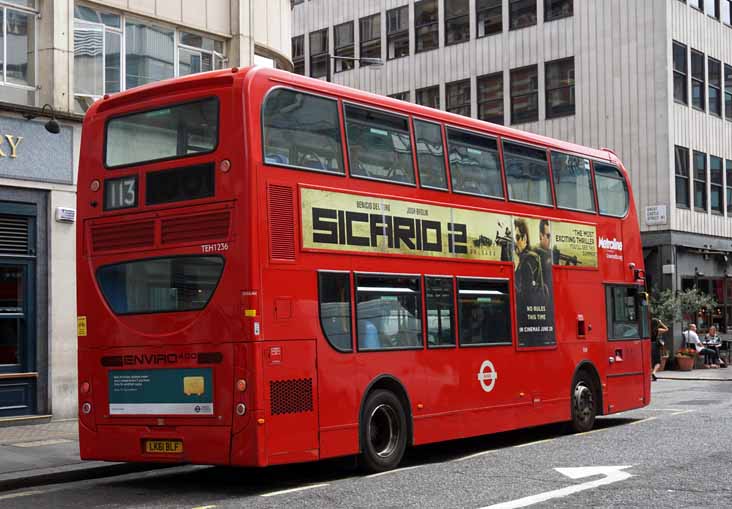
<box><xmin>355</xmin><ymin>274</ymin><xmax>422</xmax><ymax>350</ymax></box>
<box><xmin>425</xmin><ymin>277</ymin><xmax>455</xmax><ymax>347</ymax></box>
<box><xmin>457</xmin><ymin>278</ymin><xmax>512</xmax><ymax>346</ymax></box>
<box><xmin>606</xmin><ymin>285</ymin><xmax>641</xmax><ymax>340</ymax></box>
<box><xmin>344</xmin><ymin>104</ymin><xmax>416</xmax><ymax>185</ymax></box>
<box><xmin>414</xmin><ymin>119</ymin><xmax>448</xmax><ymax>190</ymax></box>
<box><xmin>318</xmin><ymin>272</ymin><xmax>353</xmax><ymax>352</ymax></box>
<box><xmin>594</xmin><ymin>163</ymin><xmax>629</xmax><ymax>217</ymax></box>
<box><xmin>446</xmin><ymin>127</ymin><xmax>503</xmax><ymax>198</ymax></box>
<box><xmin>503</xmin><ymin>141</ymin><xmax>553</xmax><ymax>206</ymax></box>
<box><xmin>262</xmin><ymin>88</ymin><xmax>345</xmax><ymax>174</ymax></box>
<box><xmin>551</xmin><ymin>152</ymin><xmax>596</xmax><ymax>213</ymax></box>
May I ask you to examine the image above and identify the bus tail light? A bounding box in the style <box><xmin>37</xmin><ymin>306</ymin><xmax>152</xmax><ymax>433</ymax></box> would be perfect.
<box><xmin>236</xmin><ymin>403</ymin><xmax>247</xmax><ymax>416</ymax></box>
<box><xmin>81</xmin><ymin>402</ymin><xmax>92</xmax><ymax>414</ymax></box>
<box><xmin>90</xmin><ymin>179</ymin><xmax>100</xmax><ymax>192</ymax></box>
<box><xmin>220</xmin><ymin>159</ymin><xmax>231</xmax><ymax>173</ymax></box>
<box><xmin>80</xmin><ymin>381</ymin><xmax>91</xmax><ymax>394</ymax></box>
<box><xmin>236</xmin><ymin>379</ymin><xmax>247</xmax><ymax>392</ymax></box>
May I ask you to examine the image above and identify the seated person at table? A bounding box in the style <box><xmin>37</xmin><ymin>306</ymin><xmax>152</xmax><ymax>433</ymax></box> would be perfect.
<box><xmin>703</xmin><ymin>326</ymin><xmax>726</xmax><ymax>367</ymax></box>
<box><xmin>685</xmin><ymin>324</ymin><xmax>723</xmax><ymax>368</ymax></box>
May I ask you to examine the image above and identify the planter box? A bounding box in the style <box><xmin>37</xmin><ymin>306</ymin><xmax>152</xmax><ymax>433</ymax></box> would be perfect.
<box><xmin>676</xmin><ymin>355</ymin><xmax>695</xmax><ymax>371</ymax></box>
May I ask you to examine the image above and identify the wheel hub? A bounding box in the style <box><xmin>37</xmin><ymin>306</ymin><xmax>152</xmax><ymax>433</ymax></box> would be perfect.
<box><xmin>369</xmin><ymin>403</ymin><xmax>400</xmax><ymax>458</ymax></box>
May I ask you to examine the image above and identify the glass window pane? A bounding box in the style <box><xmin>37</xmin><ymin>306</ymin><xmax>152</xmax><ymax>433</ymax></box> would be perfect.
<box><xmin>511</xmin><ymin>65</ymin><xmax>538</xmax><ymax>123</ymax></box>
<box><xmin>106</xmin><ymin>98</ymin><xmax>219</xmax><ymax>168</ymax></box>
<box><xmin>0</xmin><ymin>10</ymin><xmax>4</xmax><ymax>82</ymax></box>
<box><xmin>416</xmin><ymin>86</ymin><xmax>439</xmax><ymax>109</ymax></box>
<box><xmin>0</xmin><ymin>317</ymin><xmax>22</xmax><ymax>366</ymax></box>
<box><xmin>545</xmin><ymin>0</ymin><xmax>573</xmax><ymax>21</ymax></box>
<box><xmin>447</xmin><ymin>127</ymin><xmax>503</xmax><ymax>198</ymax></box>
<box><xmin>510</xmin><ymin>0</ymin><xmax>537</xmax><ymax>29</ymax></box>
<box><xmin>125</xmin><ymin>19</ymin><xmax>174</xmax><ymax>89</ymax></box>
<box><xmin>345</xmin><ymin>105</ymin><xmax>415</xmax><ymax>184</ymax></box>
<box><xmin>673</xmin><ymin>42</ymin><xmax>687</xmax><ymax>73</ymax></box>
<box><xmin>458</xmin><ymin>279</ymin><xmax>511</xmax><ymax>345</ymax></box>
<box><xmin>477</xmin><ymin>0</ymin><xmax>502</xmax><ymax>37</ymax></box>
<box><xmin>595</xmin><ymin>163</ymin><xmax>629</xmax><ymax>216</ymax></box>
<box><xmin>319</xmin><ymin>272</ymin><xmax>352</xmax><ymax>352</ymax></box>
<box><xmin>503</xmin><ymin>141</ymin><xmax>552</xmax><ymax>205</ymax></box>
<box><xmin>446</xmin><ymin>79</ymin><xmax>471</xmax><ymax>116</ymax></box>
<box><xmin>0</xmin><ymin>266</ymin><xmax>24</xmax><ymax>312</ymax></box>
<box><xmin>414</xmin><ymin>120</ymin><xmax>447</xmax><ymax>189</ymax></box>
<box><xmin>356</xmin><ymin>274</ymin><xmax>422</xmax><ymax>350</ymax></box>
<box><xmin>263</xmin><ymin>89</ymin><xmax>344</xmax><ymax>173</ymax></box>
<box><xmin>608</xmin><ymin>286</ymin><xmax>640</xmax><ymax>339</ymax></box>
<box><xmin>5</xmin><ymin>1</ymin><xmax>35</xmax><ymax>8</ymax></box>
<box><xmin>551</xmin><ymin>152</ymin><xmax>595</xmax><ymax>211</ymax></box>
<box><xmin>97</xmin><ymin>256</ymin><xmax>225</xmax><ymax>315</ymax></box>
<box><xmin>6</xmin><ymin>9</ymin><xmax>35</xmax><ymax>87</ymax></box>
<box><xmin>426</xmin><ymin>277</ymin><xmax>455</xmax><ymax>347</ymax></box>
<box><xmin>73</xmin><ymin>21</ymin><xmax>104</xmax><ymax>97</ymax></box>
<box><xmin>105</xmin><ymin>30</ymin><xmax>121</xmax><ymax>93</ymax></box>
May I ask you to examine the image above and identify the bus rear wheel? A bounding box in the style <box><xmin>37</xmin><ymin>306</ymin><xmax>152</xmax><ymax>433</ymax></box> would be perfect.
<box><xmin>570</xmin><ymin>374</ymin><xmax>597</xmax><ymax>433</ymax></box>
<box><xmin>360</xmin><ymin>390</ymin><xmax>407</xmax><ymax>473</ymax></box>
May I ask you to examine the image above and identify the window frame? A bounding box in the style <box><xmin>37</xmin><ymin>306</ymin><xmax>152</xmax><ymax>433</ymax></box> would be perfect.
<box><xmin>594</xmin><ymin>162</ymin><xmax>629</xmax><ymax>218</ymax></box>
<box><xmin>708</xmin><ymin>56</ymin><xmax>722</xmax><ymax>117</ymax></box>
<box><xmin>424</xmin><ymin>275</ymin><xmax>456</xmax><ymax>348</ymax></box>
<box><xmin>672</xmin><ymin>41</ymin><xmax>688</xmax><ymax>105</ymax></box>
<box><xmin>416</xmin><ymin>85</ymin><xmax>440</xmax><ymax>109</ymax></box>
<box><xmin>260</xmin><ymin>86</ymin><xmax>346</xmax><ymax>176</ymax></box>
<box><xmin>386</xmin><ymin>5</ymin><xmax>409</xmax><ymax>60</ymax></box>
<box><xmin>445</xmin><ymin>0</ymin><xmax>470</xmax><ymax>46</ymax></box>
<box><xmin>691</xmin><ymin>48</ymin><xmax>706</xmax><ymax>111</ymax></box>
<box><xmin>342</xmin><ymin>100</ymin><xmax>417</xmax><ymax>187</ymax></box>
<box><xmin>502</xmin><ymin>139</ymin><xmax>554</xmax><ymax>208</ymax></box>
<box><xmin>413</xmin><ymin>117</ymin><xmax>449</xmax><ymax>191</ymax></box>
<box><xmin>725</xmin><ymin>63</ymin><xmax>732</xmax><ymax>120</ymax></box>
<box><xmin>446</xmin><ymin>124</ymin><xmax>505</xmax><ymax>200</ymax></box>
<box><xmin>545</xmin><ymin>57</ymin><xmax>575</xmax><ymax>119</ymax></box>
<box><xmin>1</xmin><ymin>2</ymin><xmax>39</xmax><ymax>92</ymax></box>
<box><xmin>509</xmin><ymin>0</ymin><xmax>537</xmax><ymax>31</ymax></box>
<box><xmin>292</xmin><ymin>35</ymin><xmax>305</xmax><ymax>75</ymax></box>
<box><xmin>415</xmin><ymin>0</ymin><xmax>439</xmax><ymax>53</ymax></box>
<box><xmin>388</xmin><ymin>91</ymin><xmax>410</xmax><ymax>101</ymax></box>
<box><xmin>359</xmin><ymin>13</ymin><xmax>382</xmax><ymax>66</ymax></box>
<box><xmin>605</xmin><ymin>284</ymin><xmax>645</xmax><ymax>341</ymax></box>
<box><xmin>477</xmin><ymin>0</ymin><xmax>502</xmax><ymax>38</ymax></box>
<box><xmin>726</xmin><ymin>159</ymin><xmax>732</xmax><ymax>215</ymax></box>
<box><xmin>318</xmin><ymin>270</ymin><xmax>353</xmax><ymax>353</ymax></box>
<box><xmin>446</xmin><ymin>78</ymin><xmax>471</xmax><ymax>117</ymax></box>
<box><xmin>550</xmin><ymin>150</ymin><xmax>596</xmax><ymax>213</ymax></box>
<box><xmin>457</xmin><ymin>277</ymin><xmax>513</xmax><ymax>347</ymax></box>
<box><xmin>477</xmin><ymin>71</ymin><xmax>504</xmax><ymax>125</ymax></box>
<box><xmin>710</xmin><ymin>155</ymin><xmax>723</xmax><ymax>214</ymax></box>
<box><xmin>510</xmin><ymin>64</ymin><xmax>539</xmax><ymax>124</ymax></box>
<box><xmin>544</xmin><ymin>0</ymin><xmax>573</xmax><ymax>22</ymax></box>
<box><xmin>334</xmin><ymin>21</ymin><xmax>354</xmax><ymax>72</ymax></box>
<box><xmin>309</xmin><ymin>28</ymin><xmax>329</xmax><ymax>79</ymax></box>
<box><xmin>693</xmin><ymin>150</ymin><xmax>708</xmax><ymax>212</ymax></box>
<box><xmin>675</xmin><ymin>145</ymin><xmax>690</xmax><ymax>209</ymax></box>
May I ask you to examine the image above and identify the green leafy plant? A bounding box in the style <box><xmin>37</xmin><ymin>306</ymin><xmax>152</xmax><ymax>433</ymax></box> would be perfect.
<box><xmin>650</xmin><ymin>288</ymin><xmax>718</xmax><ymax>329</ymax></box>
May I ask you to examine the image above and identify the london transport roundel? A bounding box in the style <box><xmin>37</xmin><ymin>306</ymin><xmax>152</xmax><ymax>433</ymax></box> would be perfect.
<box><xmin>477</xmin><ymin>360</ymin><xmax>498</xmax><ymax>393</ymax></box>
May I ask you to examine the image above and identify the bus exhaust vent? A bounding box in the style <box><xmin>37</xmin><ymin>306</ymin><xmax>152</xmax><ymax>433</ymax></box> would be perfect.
<box><xmin>269</xmin><ymin>378</ymin><xmax>313</xmax><ymax>415</ymax></box>
<box><xmin>161</xmin><ymin>211</ymin><xmax>230</xmax><ymax>244</ymax></box>
<box><xmin>268</xmin><ymin>184</ymin><xmax>295</xmax><ymax>260</ymax></box>
<box><xmin>92</xmin><ymin>220</ymin><xmax>154</xmax><ymax>252</ymax></box>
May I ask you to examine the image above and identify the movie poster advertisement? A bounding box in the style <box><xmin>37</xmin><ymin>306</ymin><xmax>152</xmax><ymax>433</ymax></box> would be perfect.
<box><xmin>551</xmin><ymin>221</ymin><xmax>598</xmax><ymax>267</ymax></box>
<box><xmin>512</xmin><ymin>217</ymin><xmax>555</xmax><ymax>347</ymax></box>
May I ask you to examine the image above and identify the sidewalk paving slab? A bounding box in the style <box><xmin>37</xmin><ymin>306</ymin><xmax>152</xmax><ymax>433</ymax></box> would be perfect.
<box><xmin>656</xmin><ymin>367</ymin><xmax>732</xmax><ymax>382</ymax></box>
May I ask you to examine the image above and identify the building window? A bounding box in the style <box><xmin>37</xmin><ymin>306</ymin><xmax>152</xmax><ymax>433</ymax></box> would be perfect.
<box><xmin>0</xmin><ymin>1</ymin><xmax>37</xmax><ymax>99</ymax></box>
<box><xmin>309</xmin><ymin>28</ymin><xmax>329</xmax><ymax>79</ymax></box>
<box><xmin>545</xmin><ymin>0</ymin><xmax>573</xmax><ymax>21</ymax></box>
<box><xmin>691</xmin><ymin>49</ymin><xmax>705</xmax><ymax>110</ymax></box>
<box><xmin>705</xmin><ymin>0</ymin><xmax>719</xmax><ymax>18</ymax></box>
<box><xmin>415</xmin><ymin>0</ymin><xmax>439</xmax><ymax>53</ymax></box>
<box><xmin>388</xmin><ymin>91</ymin><xmax>410</xmax><ymax>101</ymax></box>
<box><xmin>477</xmin><ymin>0</ymin><xmax>502</xmax><ymax>37</ymax></box>
<box><xmin>334</xmin><ymin>22</ymin><xmax>354</xmax><ymax>72</ymax></box>
<box><xmin>445</xmin><ymin>0</ymin><xmax>470</xmax><ymax>46</ymax></box>
<box><xmin>545</xmin><ymin>57</ymin><xmax>575</xmax><ymax>118</ymax></box>
<box><xmin>178</xmin><ymin>31</ymin><xmax>225</xmax><ymax>77</ymax></box>
<box><xmin>725</xmin><ymin>64</ymin><xmax>732</xmax><ymax>119</ymax></box>
<box><xmin>359</xmin><ymin>13</ymin><xmax>381</xmax><ymax>65</ymax></box>
<box><xmin>446</xmin><ymin>79</ymin><xmax>471</xmax><ymax>117</ymax></box>
<box><xmin>673</xmin><ymin>41</ymin><xmax>688</xmax><ymax>105</ymax></box>
<box><xmin>477</xmin><ymin>72</ymin><xmax>504</xmax><ymax>124</ymax></box>
<box><xmin>416</xmin><ymin>85</ymin><xmax>440</xmax><ymax>109</ymax></box>
<box><xmin>292</xmin><ymin>35</ymin><xmax>304</xmax><ymax>75</ymax></box>
<box><xmin>708</xmin><ymin>57</ymin><xmax>722</xmax><ymax>116</ymax></box>
<box><xmin>694</xmin><ymin>150</ymin><xmax>707</xmax><ymax>212</ymax></box>
<box><xmin>711</xmin><ymin>155</ymin><xmax>723</xmax><ymax>213</ymax></box>
<box><xmin>723</xmin><ymin>0</ymin><xmax>731</xmax><ymax>24</ymax></box>
<box><xmin>509</xmin><ymin>0</ymin><xmax>537</xmax><ymax>30</ymax></box>
<box><xmin>675</xmin><ymin>145</ymin><xmax>690</xmax><ymax>208</ymax></box>
<box><xmin>387</xmin><ymin>6</ymin><xmax>409</xmax><ymax>60</ymax></box>
<box><xmin>291</xmin><ymin>0</ymin><xmax>304</xmax><ymax>6</ymax></box>
<box><xmin>73</xmin><ymin>5</ymin><xmax>224</xmax><ymax>112</ymax></box>
<box><xmin>510</xmin><ymin>64</ymin><xmax>538</xmax><ymax>124</ymax></box>
<box><xmin>689</xmin><ymin>0</ymin><xmax>703</xmax><ymax>11</ymax></box>
<box><xmin>726</xmin><ymin>159</ymin><xmax>732</xmax><ymax>214</ymax></box>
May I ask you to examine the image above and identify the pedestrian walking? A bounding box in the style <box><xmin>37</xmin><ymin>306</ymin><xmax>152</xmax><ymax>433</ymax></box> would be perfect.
<box><xmin>651</xmin><ymin>317</ymin><xmax>668</xmax><ymax>381</ymax></box>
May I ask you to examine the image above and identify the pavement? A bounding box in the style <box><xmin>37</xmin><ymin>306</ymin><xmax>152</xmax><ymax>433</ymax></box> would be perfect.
<box><xmin>0</xmin><ymin>366</ymin><xmax>729</xmax><ymax>493</ymax></box>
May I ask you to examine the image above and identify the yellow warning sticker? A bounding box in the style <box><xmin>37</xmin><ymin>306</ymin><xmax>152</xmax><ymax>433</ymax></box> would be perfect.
<box><xmin>77</xmin><ymin>316</ymin><xmax>87</xmax><ymax>337</ymax></box>
<box><xmin>183</xmin><ymin>376</ymin><xmax>205</xmax><ymax>396</ymax></box>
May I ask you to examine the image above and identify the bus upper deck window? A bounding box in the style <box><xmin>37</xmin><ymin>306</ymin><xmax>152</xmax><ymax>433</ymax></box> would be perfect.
<box><xmin>595</xmin><ymin>163</ymin><xmax>629</xmax><ymax>217</ymax></box>
<box><xmin>447</xmin><ymin>127</ymin><xmax>503</xmax><ymax>198</ymax></box>
<box><xmin>262</xmin><ymin>89</ymin><xmax>344</xmax><ymax>174</ymax></box>
<box><xmin>551</xmin><ymin>152</ymin><xmax>595</xmax><ymax>213</ymax></box>
<box><xmin>413</xmin><ymin>119</ymin><xmax>448</xmax><ymax>190</ymax></box>
<box><xmin>105</xmin><ymin>98</ymin><xmax>218</xmax><ymax>168</ymax></box>
<box><xmin>344</xmin><ymin>104</ymin><xmax>415</xmax><ymax>185</ymax></box>
<box><xmin>503</xmin><ymin>141</ymin><xmax>552</xmax><ymax>206</ymax></box>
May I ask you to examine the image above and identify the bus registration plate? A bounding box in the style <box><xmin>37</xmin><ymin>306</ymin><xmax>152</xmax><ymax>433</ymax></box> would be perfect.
<box><xmin>144</xmin><ymin>440</ymin><xmax>183</xmax><ymax>454</ymax></box>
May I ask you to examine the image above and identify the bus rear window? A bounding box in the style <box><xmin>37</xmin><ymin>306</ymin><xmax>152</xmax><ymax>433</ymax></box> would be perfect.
<box><xmin>105</xmin><ymin>98</ymin><xmax>218</xmax><ymax>168</ymax></box>
<box><xmin>96</xmin><ymin>256</ymin><xmax>224</xmax><ymax>315</ymax></box>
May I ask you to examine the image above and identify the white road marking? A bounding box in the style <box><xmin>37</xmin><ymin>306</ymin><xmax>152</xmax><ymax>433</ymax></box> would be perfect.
<box><xmin>513</xmin><ymin>438</ymin><xmax>554</xmax><ymax>448</ymax></box>
<box><xmin>10</xmin><ymin>439</ymin><xmax>72</xmax><ymax>448</ymax></box>
<box><xmin>365</xmin><ymin>465</ymin><xmax>422</xmax><ymax>478</ymax></box>
<box><xmin>671</xmin><ymin>409</ymin><xmax>695</xmax><ymax>416</ymax></box>
<box><xmin>191</xmin><ymin>505</ymin><xmax>217</xmax><ymax>509</ymax></box>
<box><xmin>260</xmin><ymin>483</ymin><xmax>329</xmax><ymax>497</ymax></box>
<box><xmin>0</xmin><ymin>490</ymin><xmax>45</xmax><ymax>501</ymax></box>
<box><xmin>453</xmin><ymin>449</ymin><xmax>497</xmax><ymax>462</ymax></box>
<box><xmin>629</xmin><ymin>416</ymin><xmax>658</xmax><ymax>425</ymax></box>
<box><xmin>480</xmin><ymin>466</ymin><xmax>633</xmax><ymax>509</ymax></box>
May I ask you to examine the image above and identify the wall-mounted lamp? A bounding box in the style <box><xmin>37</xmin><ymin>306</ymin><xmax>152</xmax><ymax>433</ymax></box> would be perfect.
<box><xmin>22</xmin><ymin>104</ymin><xmax>61</xmax><ymax>134</ymax></box>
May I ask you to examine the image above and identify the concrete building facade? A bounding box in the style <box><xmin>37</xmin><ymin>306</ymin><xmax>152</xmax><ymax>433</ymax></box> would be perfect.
<box><xmin>292</xmin><ymin>0</ymin><xmax>732</xmax><ymax>347</ymax></box>
<box><xmin>0</xmin><ymin>0</ymin><xmax>291</xmax><ymax>422</ymax></box>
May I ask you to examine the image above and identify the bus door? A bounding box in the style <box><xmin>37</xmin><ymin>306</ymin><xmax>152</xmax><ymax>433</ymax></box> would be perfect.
<box><xmin>604</xmin><ymin>285</ymin><xmax>648</xmax><ymax>412</ymax></box>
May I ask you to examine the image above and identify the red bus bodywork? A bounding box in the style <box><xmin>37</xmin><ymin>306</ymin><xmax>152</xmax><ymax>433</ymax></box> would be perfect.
<box><xmin>77</xmin><ymin>67</ymin><xmax>650</xmax><ymax>467</ymax></box>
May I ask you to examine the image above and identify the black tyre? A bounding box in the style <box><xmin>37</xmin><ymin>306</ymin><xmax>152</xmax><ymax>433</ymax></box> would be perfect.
<box><xmin>570</xmin><ymin>373</ymin><xmax>597</xmax><ymax>433</ymax></box>
<box><xmin>360</xmin><ymin>390</ymin><xmax>408</xmax><ymax>473</ymax></box>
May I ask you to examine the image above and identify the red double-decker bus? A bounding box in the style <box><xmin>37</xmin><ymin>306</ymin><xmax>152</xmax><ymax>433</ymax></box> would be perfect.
<box><xmin>77</xmin><ymin>67</ymin><xmax>650</xmax><ymax>472</ymax></box>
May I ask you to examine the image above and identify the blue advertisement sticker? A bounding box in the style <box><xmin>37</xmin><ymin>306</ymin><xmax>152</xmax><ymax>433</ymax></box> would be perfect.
<box><xmin>108</xmin><ymin>368</ymin><xmax>213</xmax><ymax>415</ymax></box>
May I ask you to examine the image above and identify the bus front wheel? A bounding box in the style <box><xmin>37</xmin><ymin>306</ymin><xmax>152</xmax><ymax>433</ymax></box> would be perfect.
<box><xmin>570</xmin><ymin>373</ymin><xmax>597</xmax><ymax>433</ymax></box>
<box><xmin>360</xmin><ymin>390</ymin><xmax>407</xmax><ymax>472</ymax></box>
